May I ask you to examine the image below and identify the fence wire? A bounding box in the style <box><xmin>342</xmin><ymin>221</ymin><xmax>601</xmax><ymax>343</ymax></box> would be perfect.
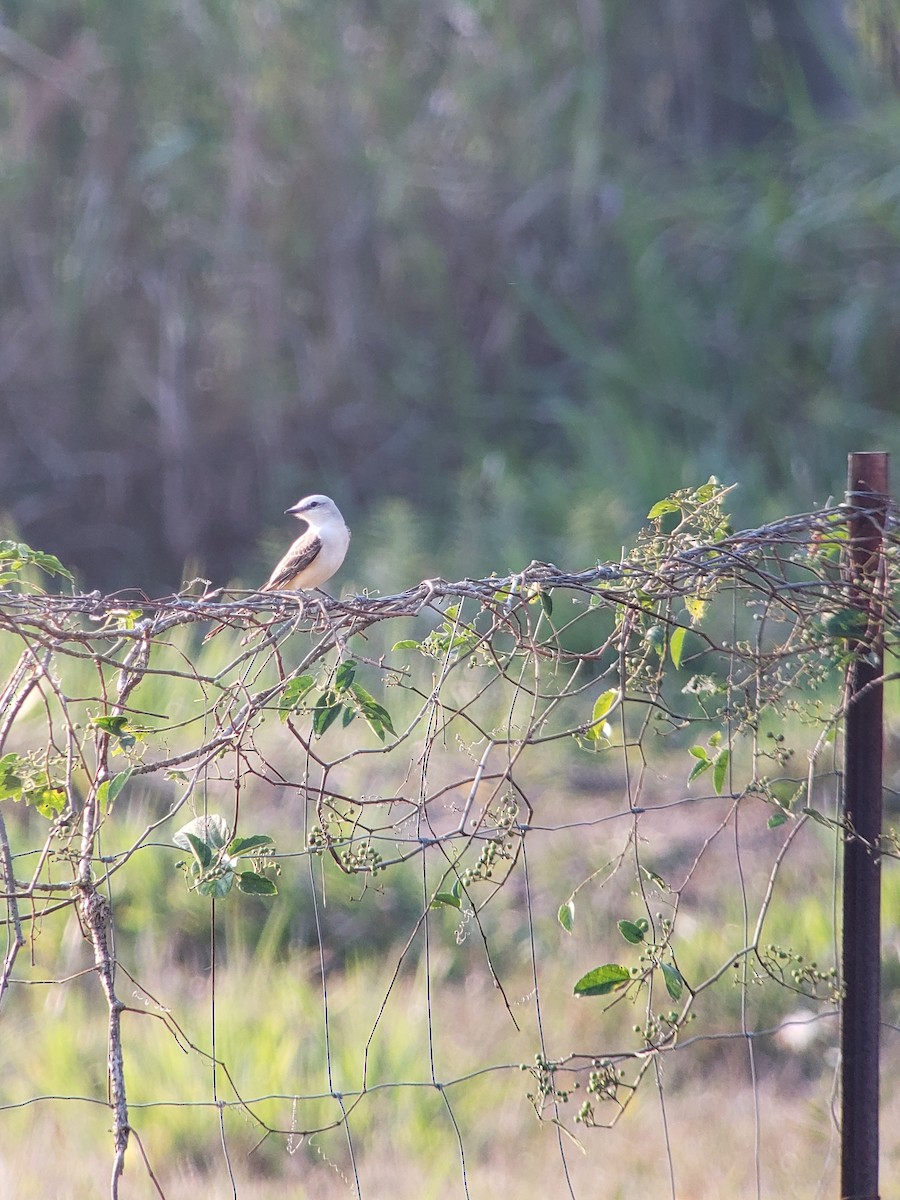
<box><xmin>0</xmin><ymin>484</ymin><xmax>898</xmax><ymax>1199</ymax></box>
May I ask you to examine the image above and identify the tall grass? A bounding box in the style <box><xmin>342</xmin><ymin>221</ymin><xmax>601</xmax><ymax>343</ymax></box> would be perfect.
<box><xmin>1</xmin><ymin>2</ymin><xmax>899</xmax><ymax>590</ymax></box>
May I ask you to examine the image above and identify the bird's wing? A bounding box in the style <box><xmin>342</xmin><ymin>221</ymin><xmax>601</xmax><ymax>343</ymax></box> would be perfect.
<box><xmin>262</xmin><ymin>534</ymin><xmax>323</xmax><ymax>591</ymax></box>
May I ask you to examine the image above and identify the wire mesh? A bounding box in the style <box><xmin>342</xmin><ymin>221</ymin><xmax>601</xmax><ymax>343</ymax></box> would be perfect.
<box><xmin>0</xmin><ymin>483</ymin><xmax>897</xmax><ymax>1199</ymax></box>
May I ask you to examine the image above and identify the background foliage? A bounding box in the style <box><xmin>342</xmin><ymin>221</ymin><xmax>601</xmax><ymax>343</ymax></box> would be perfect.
<box><xmin>1</xmin><ymin>1</ymin><xmax>900</xmax><ymax>592</ymax></box>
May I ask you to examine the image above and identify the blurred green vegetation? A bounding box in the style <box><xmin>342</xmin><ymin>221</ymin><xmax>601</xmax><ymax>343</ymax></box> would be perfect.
<box><xmin>0</xmin><ymin>1</ymin><xmax>899</xmax><ymax>592</ymax></box>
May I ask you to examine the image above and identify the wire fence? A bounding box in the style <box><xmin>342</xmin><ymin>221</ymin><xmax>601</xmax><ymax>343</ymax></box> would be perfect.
<box><xmin>0</xmin><ymin>477</ymin><xmax>896</xmax><ymax>1199</ymax></box>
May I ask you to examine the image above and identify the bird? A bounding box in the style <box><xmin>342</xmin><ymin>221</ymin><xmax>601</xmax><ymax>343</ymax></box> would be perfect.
<box><xmin>204</xmin><ymin>495</ymin><xmax>350</xmax><ymax>639</ymax></box>
<box><xmin>261</xmin><ymin>494</ymin><xmax>350</xmax><ymax>593</ymax></box>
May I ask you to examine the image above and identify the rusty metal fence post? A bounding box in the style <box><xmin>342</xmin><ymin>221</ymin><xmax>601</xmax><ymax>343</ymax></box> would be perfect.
<box><xmin>841</xmin><ymin>451</ymin><xmax>889</xmax><ymax>1200</ymax></box>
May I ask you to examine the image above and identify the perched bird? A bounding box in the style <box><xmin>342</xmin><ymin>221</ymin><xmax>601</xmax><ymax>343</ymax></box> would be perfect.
<box><xmin>261</xmin><ymin>495</ymin><xmax>350</xmax><ymax>593</ymax></box>
<box><xmin>205</xmin><ymin>494</ymin><xmax>350</xmax><ymax>639</ymax></box>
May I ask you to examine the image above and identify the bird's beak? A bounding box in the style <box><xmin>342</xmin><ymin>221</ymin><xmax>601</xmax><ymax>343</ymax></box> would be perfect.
<box><xmin>285</xmin><ymin>503</ymin><xmax>305</xmax><ymax>515</ymax></box>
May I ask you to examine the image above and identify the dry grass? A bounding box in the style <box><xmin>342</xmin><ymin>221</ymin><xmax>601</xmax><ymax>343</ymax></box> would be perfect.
<box><xmin>3</xmin><ymin>1053</ymin><xmax>900</xmax><ymax>1199</ymax></box>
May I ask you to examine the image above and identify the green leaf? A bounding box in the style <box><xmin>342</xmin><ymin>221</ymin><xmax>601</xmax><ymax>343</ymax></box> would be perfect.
<box><xmin>350</xmin><ymin>684</ymin><xmax>397</xmax><ymax>740</ymax></box>
<box><xmin>0</xmin><ymin>541</ymin><xmax>73</xmax><ymax>585</ymax></box>
<box><xmin>0</xmin><ymin>754</ymin><xmax>24</xmax><ymax>800</ymax></box>
<box><xmin>313</xmin><ymin>693</ymin><xmax>344</xmax><ymax>736</ymax></box>
<box><xmin>432</xmin><ymin>891</ymin><xmax>462</xmax><ymax>910</ymax></box>
<box><xmin>695</xmin><ymin>479</ymin><xmax>717</xmax><ymax>503</ymax></box>
<box><xmin>199</xmin><ymin>873</ymin><xmax>235</xmax><ymax>898</ymax></box>
<box><xmin>236</xmin><ymin>870</ymin><xmax>278</xmax><ymax>896</ymax></box>
<box><xmin>109</xmin><ymin>608</ymin><xmax>144</xmax><ymax>630</ymax></box>
<box><xmin>334</xmin><ymin>660</ymin><xmax>357</xmax><ymax>691</ymax></box>
<box><xmin>277</xmin><ymin>674</ymin><xmax>315</xmax><ymax>721</ymax></box>
<box><xmin>558</xmin><ymin>900</ymin><xmax>575</xmax><ymax>933</ymax></box>
<box><xmin>669</xmin><ymin>625</ymin><xmax>687</xmax><ymax>669</ymax></box>
<box><xmin>767</xmin><ymin>811</ymin><xmax>789</xmax><ymax>829</ymax></box>
<box><xmin>183</xmin><ymin>832</ymin><xmax>213</xmax><ymax>870</ymax></box>
<box><xmin>98</xmin><ymin>768</ymin><xmax>133</xmax><ymax>811</ymax></box>
<box><xmin>712</xmin><ymin>749</ymin><xmax>730</xmax><ymax>795</ymax></box>
<box><xmin>684</xmin><ymin>595</ymin><xmax>708</xmax><ymax>624</ymax></box>
<box><xmin>641</xmin><ymin>866</ymin><xmax>669</xmax><ymax>891</ymax></box>
<box><xmin>647</xmin><ymin>499</ymin><xmax>680</xmax><ymax>519</ymax></box>
<box><xmin>27</xmin><ymin>549</ymin><xmax>74</xmax><ymax>580</ymax></box>
<box><xmin>801</xmin><ymin>806</ymin><xmax>834</xmax><ymax>828</ymax></box>
<box><xmin>173</xmin><ymin>814</ymin><xmax>229</xmax><ymax>853</ymax></box>
<box><xmin>660</xmin><ymin>962</ymin><xmax>685</xmax><ymax>1001</ymax></box>
<box><xmin>586</xmin><ymin>689</ymin><xmax>620</xmax><ymax>740</ymax></box>
<box><xmin>227</xmin><ymin>834</ymin><xmax>274</xmax><ymax>857</ymax></box>
<box><xmin>617</xmin><ymin>919</ymin><xmax>646</xmax><ymax>945</ymax></box>
<box><xmin>391</xmin><ymin>639</ymin><xmax>420</xmax><ymax>651</ymax></box>
<box><xmin>32</xmin><ymin>787</ymin><xmax>66</xmax><ymax>819</ymax></box>
<box><xmin>91</xmin><ymin>715</ymin><xmax>137</xmax><ymax>748</ymax></box>
<box><xmin>688</xmin><ymin>756</ymin><xmax>712</xmax><ymax>784</ymax></box>
<box><xmin>573</xmin><ymin>964</ymin><xmax>631</xmax><ymax>997</ymax></box>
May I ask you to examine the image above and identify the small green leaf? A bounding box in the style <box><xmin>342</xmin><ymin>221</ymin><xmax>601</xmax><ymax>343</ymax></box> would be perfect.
<box><xmin>573</xmin><ymin>964</ymin><xmax>631</xmax><ymax>997</ymax></box>
<box><xmin>227</xmin><ymin>834</ymin><xmax>274</xmax><ymax>857</ymax></box>
<box><xmin>236</xmin><ymin>871</ymin><xmax>278</xmax><ymax>896</ymax></box>
<box><xmin>174</xmin><ymin>814</ymin><xmax>230</xmax><ymax>853</ymax></box>
<box><xmin>801</xmin><ymin>806</ymin><xmax>834</xmax><ymax>828</ymax></box>
<box><xmin>538</xmin><ymin>588</ymin><xmax>553</xmax><ymax>616</ymax></box>
<box><xmin>432</xmin><ymin>891</ymin><xmax>462</xmax><ymax>910</ymax></box>
<box><xmin>689</xmin><ymin>746</ymin><xmax>710</xmax><ymax>761</ymax></box>
<box><xmin>0</xmin><ymin>754</ymin><xmax>24</xmax><ymax>800</ymax></box>
<box><xmin>617</xmin><ymin>919</ymin><xmax>646</xmax><ymax>945</ymax></box>
<box><xmin>278</xmin><ymin>674</ymin><xmax>315</xmax><ymax>721</ymax></box>
<box><xmin>684</xmin><ymin>595</ymin><xmax>708</xmax><ymax>624</ymax></box>
<box><xmin>767</xmin><ymin>811</ymin><xmax>789</xmax><ymax>829</ymax></box>
<box><xmin>392</xmin><ymin>639</ymin><xmax>420</xmax><ymax>651</ymax></box>
<box><xmin>91</xmin><ymin>715</ymin><xmax>137</xmax><ymax>749</ymax></box>
<box><xmin>670</xmin><ymin>625</ymin><xmax>687</xmax><ymax>669</ymax></box>
<box><xmin>32</xmin><ymin>787</ymin><xmax>66</xmax><ymax>819</ymax></box>
<box><xmin>558</xmin><ymin>900</ymin><xmax>575</xmax><ymax>933</ymax></box>
<box><xmin>641</xmin><ymin>866</ymin><xmax>669</xmax><ymax>891</ymax></box>
<box><xmin>183</xmin><ymin>832</ymin><xmax>213</xmax><ymax>870</ymax></box>
<box><xmin>199</xmin><ymin>873</ymin><xmax>235</xmax><ymax>898</ymax></box>
<box><xmin>587</xmin><ymin>689</ymin><xmax>620</xmax><ymax>739</ymax></box>
<box><xmin>661</xmin><ymin>962</ymin><xmax>685</xmax><ymax>1000</ymax></box>
<box><xmin>334</xmin><ymin>660</ymin><xmax>357</xmax><ymax>691</ymax></box>
<box><xmin>351</xmin><ymin>684</ymin><xmax>397</xmax><ymax>740</ymax></box>
<box><xmin>98</xmin><ymin>768</ymin><xmax>133</xmax><ymax>811</ymax></box>
<box><xmin>647</xmin><ymin>499</ymin><xmax>680</xmax><ymax>519</ymax></box>
<box><xmin>27</xmin><ymin>549</ymin><xmax>74</xmax><ymax>580</ymax></box>
<box><xmin>0</xmin><ymin>541</ymin><xmax>73</xmax><ymax>585</ymax></box>
<box><xmin>695</xmin><ymin>480</ymin><xmax>717</xmax><ymax>503</ymax></box>
<box><xmin>712</xmin><ymin>748</ymin><xmax>730</xmax><ymax>795</ymax></box>
<box><xmin>688</xmin><ymin>756</ymin><xmax>712</xmax><ymax>784</ymax></box>
<box><xmin>313</xmin><ymin>693</ymin><xmax>344</xmax><ymax>736</ymax></box>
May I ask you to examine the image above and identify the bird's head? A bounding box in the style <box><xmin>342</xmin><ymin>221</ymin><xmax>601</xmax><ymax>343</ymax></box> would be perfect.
<box><xmin>285</xmin><ymin>495</ymin><xmax>343</xmax><ymax>526</ymax></box>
